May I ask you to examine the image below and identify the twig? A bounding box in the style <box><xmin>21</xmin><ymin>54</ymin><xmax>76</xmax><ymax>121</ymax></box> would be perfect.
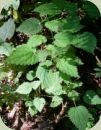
<box><xmin>54</xmin><ymin>102</ymin><xmax>67</xmax><ymax>123</ymax></box>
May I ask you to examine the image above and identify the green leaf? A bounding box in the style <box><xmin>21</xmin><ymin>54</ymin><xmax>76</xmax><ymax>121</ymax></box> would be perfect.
<box><xmin>0</xmin><ymin>0</ymin><xmax>20</xmax><ymax>13</ymax></box>
<box><xmin>27</xmin><ymin>35</ymin><xmax>47</xmax><ymax>47</ymax></box>
<box><xmin>53</xmin><ymin>0</ymin><xmax>77</xmax><ymax>15</ymax></box>
<box><xmin>73</xmin><ymin>32</ymin><xmax>97</xmax><ymax>53</ymax></box>
<box><xmin>46</xmin><ymin>45</ymin><xmax>57</xmax><ymax>58</ymax></box>
<box><xmin>67</xmin><ymin>90</ymin><xmax>79</xmax><ymax>101</ymax></box>
<box><xmin>83</xmin><ymin>90</ymin><xmax>101</xmax><ymax>105</ymax></box>
<box><xmin>47</xmin><ymin>44</ymin><xmax>70</xmax><ymax>58</ymax></box>
<box><xmin>45</xmin><ymin>19</ymin><xmax>64</xmax><ymax>32</ymax></box>
<box><xmin>45</xmin><ymin>71</ymin><xmax>63</xmax><ymax>95</ymax></box>
<box><xmin>0</xmin><ymin>42</ymin><xmax>14</xmax><ymax>56</ymax></box>
<box><xmin>52</xmin><ymin>0</ymin><xmax>66</xmax><ymax>9</ymax></box>
<box><xmin>64</xmin><ymin>2</ymin><xmax>77</xmax><ymax>16</ymax></box>
<box><xmin>26</xmin><ymin>70</ymin><xmax>35</xmax><ymax>81</ymax></box>
<box><xmin>25</xmin><ymin>101</ymin><xmax>33</xmax><ymax>107</ymax></box>
<box><xmin>36</xmin><ymin>66</ymin><xmax>48</xmax><ymax>88</ymax></box>
<box><xmin>40</xmin><ymin>60</ymin><xmax>52</xmax><ymax>67</ymax></box>
<box><xmin>0</xmin><ymin>18</ymin><xmax>15</xmax><ymax>41</ymax></box>
<box><xmin>6</xmin><ymin>44</ymin><xmax>38</xmax><ymax>65</ymax></box>
<box><xmin>34</xmin><ymin>3</ymin><xmax>61</xmax><ymax>16</ymax></box>
<box><xmin>68</xmin><ymin>81</ymin><xmax>82</xmax><ymax>89</ymax></box>
<box><xmin>16</xmin><ymin>82</ymin><xmax>32</xmax><ymax>94</ymax></box>
<box><xmin>37</xmin><ymin>50</ymin><xmax>48</xmax><ymax>62</ymax></box>
<box><xmin>33</xmin><ymin>97</ymin><xmax>46</xmax><ymax>112</ymax></box>
<box><xmin>68</xmin><ymin>105</ymin><xmax>90</xmax><ymax>130</ymax></box>
<box><xmin>36</xmin><ymin>66</ymin><xmax>63</xmax><ymax>95</ymax></box>
<box><xmin>57</xmin><ymin>58</ymin><xmax>79</xmax><ymax>77</ymax></box>
<box><xmin>84</xmin><ymin>1</ymin><xmax>100</xmax><ymax>18</ymax></box>
<box><xmin>17</xmin><ymin>18</ymin><xmax>42</xmax><ymax>35</ymax></box>
<box><xmin>31</xmin><ymin>81</ymin><xmax>40</xmax><ymax>90</ymax></box>
<box><xmin>50</xmin><ymin>96</ymin><xmax>63</xmax><ymax>108</ymax></box>
<box><xmin>54</xmin><ymin>32</ymin><xmax>73</xmax><ymax>48</ymax></box>
<box><xmin>62</xmin><ymin>17</ymin><xmax>83</xmax><ymax>33</ymax></box>
<box><xmin>45</xmin><ymin>83</ymin><xmax>63</xmax><ymax>96</ymax></box>
<box><xmin>28</xmin><ymin>107</ymin><xmax>38</xmax><ymax>116</ymax></box>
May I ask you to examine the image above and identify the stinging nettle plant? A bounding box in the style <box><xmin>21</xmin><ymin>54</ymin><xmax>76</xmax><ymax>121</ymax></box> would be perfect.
<box><xmin>0</xmin><ymin>0</ymin><xmax>101</xmax><ymax>130</ymax></box>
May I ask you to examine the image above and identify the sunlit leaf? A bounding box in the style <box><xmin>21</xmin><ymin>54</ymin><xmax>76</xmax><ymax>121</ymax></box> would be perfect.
<box><xmin>6</xmin><ymin>44</ymin><xmax>38</xmax><ymax>65</ymax></box>
<box><xmin>33</xmin><ymin>97</ymin><xmax>46</xmax><ymax>112</ymax></box>
<box><xmin>0</xmin><ymin>0</ymin><xmax>20</xmax><ymax>13</ymax></box>
<box><xmin>0</xmin><ymin>19</ymin><xmax>15</xmax><ymax>41</ymax></box>
<box><xmin>17</xmin><ymin>18</ymin><xmax>42</xmax><ymax>35</ymax></box>
<box><xmin>16</xmin><ymin>82</ymin><xmax>32</xmax><ymax>94</ymax></box>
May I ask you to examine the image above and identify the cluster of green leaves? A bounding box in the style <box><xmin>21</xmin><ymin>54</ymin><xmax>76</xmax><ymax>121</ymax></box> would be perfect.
<box><xmin>0</xmin><ymin>0</ymin><xmax>101</xmax><ymax>130</ymax></box>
